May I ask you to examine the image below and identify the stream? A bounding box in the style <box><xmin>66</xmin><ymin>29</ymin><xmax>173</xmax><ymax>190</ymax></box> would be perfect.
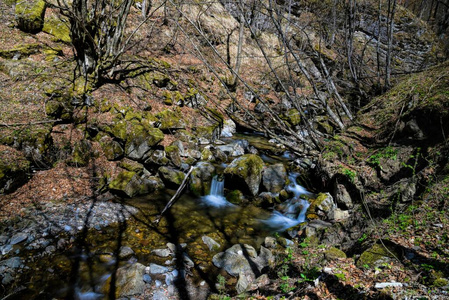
<box><xmin>0</xmin><ymin>137</ymin><xmax>316</xmax><ymax>299</ymax></box>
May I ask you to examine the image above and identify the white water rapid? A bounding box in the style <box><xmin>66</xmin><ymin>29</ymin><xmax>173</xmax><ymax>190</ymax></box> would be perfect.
<box><xmin>261</xmin><ymin>173</ymin><xmax>311</xmax><ymax>232</ymax></box>
<box><xmin>201</xmin><ymin>175</ymin><xmax>234</xmax><ymax>207</ymax></box>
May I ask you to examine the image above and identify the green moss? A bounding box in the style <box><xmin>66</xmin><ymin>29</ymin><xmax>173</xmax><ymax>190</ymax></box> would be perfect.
<box><xmin>433</xmin><ymin>278</ymin><xmax>449</xmax><ymax>288</ymax></box>
<box><xmin>325</xmin><ymin>247</ymin><xmax>347</xmax><ymax>260</ymax></box>
<box><xmin>0</xmin><ymin>44</ymin><xmax>41</xmax><ymax>59</ymax></box>
<box><xmin>70</xmin><ymin>141</ymin><xmax>90</xmax><ymax>167</ymax></box>
<box><xmin>162</xmin><ymin>90</ymin><xmax>173</xmax><ymax>106</ymax></box>
<box><xmin>119</xmin><ymin>160</ymin><xmax>144</xmax><ymax>174</ymax></box>
<box><xmin>155</xmin><ymin>108</ymin><xmax>185</xmax><ymax>130</ymax></box>
<box><xmin>201</xmin><ymin>148</ymin><xmax>214</xmax><ymax>161</ymax></box>
<box><xmin>42</xmin><ymin>17</ymin><xmax>71</xmax><ymax>43</ymax></box>
<box><xmin>15</xmin><ymin>0</ymin><xmax>46</xmax><ymax>33</ymax></box>
<box><xmin>356</xmin><ymin>243</ymin><xmax>395</xmax><ymax>268</ymax></box>
<box><xmin>226</xmin><ymin>190</ymin><xmax>244</xmax><ymax>204</ymax></box>
<box><xmin>281</xmin><ymin>109</ymin><xmax>301</xmax><ymax>126</ymax></box>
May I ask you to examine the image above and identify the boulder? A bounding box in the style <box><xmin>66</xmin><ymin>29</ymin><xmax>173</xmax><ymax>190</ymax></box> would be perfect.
<box><xmin>221</xmin><ymin>119</ymin><xmax>236</xmax><ymax>137</ymax></box>
<box><xmin>155</xmin><ymin>109</ymin><xmax>185</xmax><ymax>131</ymax></box>
<box><xmin>224</xmin><ymin>154</ymin><xmax>264</xmax><ymax>196</ymax></box>
<box><xmin>125</xmin><ymin>126</ymin><xmax>164</xmax><ymax>161</ymax></box>
<box><xmin>202</xmin><ymin>235</ymin><xmax>221</xmax><ymax>252</ymax></box>
<box><xmin>108</xmin><ymin>171</ymin><xmax>152</xmax><ymax>197</ymax></box>
<box><xmin>212</xmin><ymin>244</ymin><xmax>273</xmax><ymax>278</ymax></box>
<box><xmin>15</xmin><ymin>0</ymin><xmax>46</xmax><ymax>33</ymax></box>
<box><xmin>306</xmin><ymin>193</ymin><xmax>337</xmax><ymax>221</ymax></box>
<box><xmin>99</xmin><ymin>136</ymin><xmax>124</xmax><ymax>161</ymax></box>
<box><xmin>165</xmin><ymin>144</ymin><xmax>182</xmax><ymax>168</ymax></box>
<box><xmin>356</xmin><ymin>243</ymin><xmax>398</xmax><ymax>268</ymax></box>
<box><xmin>262</xmin><ymin>163</ymin><xmax>287</xmax><ymax>194</ymax></box>
<box><xmin>189</xmin><ymin>162</ymin><xmax>215</xmax><ymax>196</ymax></box>
<box><xmin>113</xmin><ymin>263</ymin><xmax>146</xmax><ymax>298</ymax></box>
<box><xmin>158</xmin><ymin>166</ymin><xmax>185</xmax><ymax>189</ymax></box>
<box><xmin>144</xmin><ymin>149</ymin><xmax>169</xmax><ymax>167</ymax></box>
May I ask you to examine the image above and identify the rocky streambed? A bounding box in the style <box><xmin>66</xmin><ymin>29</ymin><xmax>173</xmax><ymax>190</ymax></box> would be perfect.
<box><xmin>0</xmin><ymin>133</ymin><xmax>349</xmax><ymax>299</ymax></box>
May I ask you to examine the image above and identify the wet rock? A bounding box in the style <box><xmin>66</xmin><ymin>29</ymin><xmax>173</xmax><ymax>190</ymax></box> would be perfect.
<box><xmin>143</xmin><ymin>273</ymin><xmax>152</xmax><ymax>284</ymax></box>
<box><xmin>264</xmin><ymin>237</ymin><xmax>277</xmax><ymax>248</ymax></box>
<box><xmin>152</xmin><ymin>248</ymin><xmax>172</xmax><ymax>257</ymax></box>
<box><xmin>212</xmin><ymin>244</ymin><xmax>272</xmax><ymax>278</ymax></box>
<box><xmin>9</xmin><ymin>232</ymin><xmax>28</xmax><ymax>245</ymax></box>
<box><xmin>158</xmin><ymin>166</ymin><xmax>185</xmax><ymax>189</ymax></box>
<box><xmin>119</xmin><ymin>246</ymin><xmax>135</xmax><ymax>260</ymax></box>
<box><xmin>262</xmin><ymin>163</ymin><xmax>287</xmax><ymax>194</ymax></box>
<box><xmin>189</xmin><ymin>162</ymin><xmax>215</xmax><ymax>196</ymax></box>
<box><xmin>224</xmin><ymin>154</ymin><xmax>264</xmax><ymax>196</ymax></box>
<box><xmin>114</xmin><ymin>263</ymin><xmax>146</xmax><ymax>298</ymax></box>
<box><xmin>149</xmin><ymin>263</ymin><xmax>169</xmax><ymax>274</ymax></box>
<box><xmin>0</xmin><ymin>257</ymin><xmax>23</xmax><ymax>269</ymax></box>
<box><xmin>202</xmin><ymin>235</ymin><xmax>221</xmax><ymax>251</ymax></box>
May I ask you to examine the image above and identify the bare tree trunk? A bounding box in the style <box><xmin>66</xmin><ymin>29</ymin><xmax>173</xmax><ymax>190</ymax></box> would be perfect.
<box><xmin>385</xmin><ymin>0</ymin><xmax>397</xmax><ymax>90</ymax></box>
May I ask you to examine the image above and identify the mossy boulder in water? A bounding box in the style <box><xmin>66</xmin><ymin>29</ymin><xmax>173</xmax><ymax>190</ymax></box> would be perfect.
<box><xmin>262</xmin><ymin>163</ymin><xmax>287</xmax><ymax>193</ymax></box>
<box><xmin>0</xmin><ymin>146</ymin><xmax>30</xmax><ymax>194</ymax></box>
<box><xmin>15</xmin><ymin>0</ymin><xmax>46</xmax><ymax>33</ymax></box>
<box><xmin>158</xmin><ymin>166</ymin><xmax>185</xmax><ymax>189</ymax></box>
<box><xmin>189</xmin><ymin>162</ymin><xmax>215</xmax><ymax>196</ymax></box>
<box><xmin>224</xmin><ymin>154</ymin><xmax>264</xmax><ymax>196</ymax></box>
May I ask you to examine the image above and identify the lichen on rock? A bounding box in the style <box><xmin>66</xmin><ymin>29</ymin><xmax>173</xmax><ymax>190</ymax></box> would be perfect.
<box><xmin>15</xmin><ymin>0</ymin><xmax>46</xmax><ymax>33</ymax></box>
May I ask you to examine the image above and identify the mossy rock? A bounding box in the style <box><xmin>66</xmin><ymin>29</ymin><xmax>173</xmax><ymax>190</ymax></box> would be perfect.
<box><xmin>224</xmin><ymin>154</ymin><xmax>264</xmax><ymax>196</ymax></box>
<box><xmin>69</xmin><ymin>140</ymin><xmax>91</xmax><ymax>167</ymax></box>
<box><xmin>45</xmin><ymin>94</ymin><xmax>74</xmax><ymax>121</ymax></box>
<box><xmin>0</xmin><ymin>43</ymin><xmax>41</xmax><ymax>59</ymax></box>
<box><xmin>356</xmin><ymin>243</ymin><xmax>397</xmax><ymax>268</ymax></box>
<box><xmin>155</xmin><ymin>108</ymin><xmax>185</xmax><ymax>131</ymax></box>
<box><xmin>162</xmin><ymin>90</ymin><xmax>173</xmax><ymax>106</ymax></box>
<box><xmin>281</xmin><ymin>109</ymin><xmax>301</xmax><ymax>126</ymax></box>
<box><xmin>165</xmin><ymin>144</ymin><xmax>182</xmax><ymax>168</ymax></box>
<box><xmin>158</xmin><ymin>166</ymin><xmax>185</xmax><ymax>189</ymax></box>
<box><xmin>324</xmin><ymin>247</ymin><xmax>347</xmax><ymax>260</ymax></box>
<box><xmin>15</xmin><ymin>0</ymin><xmax>46</xmax><ymax>33</ymax></box>
<box><xmin>0</xmin><ymin>146</ymin><xmax>30</xmax><ymax>194</ymax></box>
<box><xmin>189</xmin><ymin>162</ymin><xmax>215</xmax><ymax>196</ymax></box>
<box><xmin>109</xmin><ymin>170</ymin><xmax>146</xmax><ymax>198</ymax></box>
<box><xmin>119</xmin><ymin>159</ymin><xmax>144</xmax><ymax>174</ymax></box>
<box><xmin>226</xmin><ymin>189</ymin><xmax>244</xmax><ymax>204</ymax></box>
<box><xmin>201</xmin><ymin>147</ymin><xmax>214</xmax><ymax>161</ymax></box>
<box><xmin>42</xmin><ymin>16</ymin><xmax>71</xmax><ymax>43</ymax></box>
<box><xmin>306</xmin><ymin>193</ymin><xmax>336</xmax><ymax>220</ymax></box>
<box><xmin>125</xmin><ymin>125</ymin><xmax>164</xmax><ymax>161</ymax></box>
<box><xmin>99</xmin><ymin>136</ymin><xmax>124</xmax><ymax>161</ymax></box>
<box><xmin>13</xmin><ymin>125</ymin><xmax>53</xmax><ymax>164</ymax></box>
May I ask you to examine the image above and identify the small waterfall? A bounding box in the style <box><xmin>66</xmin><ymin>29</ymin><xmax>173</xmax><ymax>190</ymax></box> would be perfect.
<box><xmin>201</xmin><ymin>175</ymin><xmax>234</xmax><ymax>207</ymax></box>
<box><xmin>210</xmin><ymin>175</ymin><xmax>224</xmax><ymax>197</ymax></box>
<box><xmin>261</xmin><ymin>173</ymin><xmax>311</xmax><ymax>232</ymax></box>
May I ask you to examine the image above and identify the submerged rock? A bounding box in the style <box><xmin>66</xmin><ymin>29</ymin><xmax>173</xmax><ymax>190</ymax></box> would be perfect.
<box><xmin>224</xmin><ymin>154</ymin><xmax>264</xmax><ymax>196</ymax></box>
<box><xmin>202</xmin><ymin>235</ymin><xmax>221</xmax><ymax>252</ymax></box>
<box><xmin>113</xmin><ymin>263</ymin><xmax>146</xmax><ymax>298</ymax></box>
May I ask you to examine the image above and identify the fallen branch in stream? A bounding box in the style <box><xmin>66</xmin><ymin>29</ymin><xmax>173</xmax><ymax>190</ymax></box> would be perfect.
<box><xmin>154</xmin><ymin>166</ymin><xmax>194</xmax><ymax>225</ymax></box>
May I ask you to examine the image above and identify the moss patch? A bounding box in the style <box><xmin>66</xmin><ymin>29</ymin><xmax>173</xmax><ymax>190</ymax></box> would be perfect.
<box><xmin>15</xmin><ymin>0</ymin><xmax>46</xmax><ymax>33</ymax></box>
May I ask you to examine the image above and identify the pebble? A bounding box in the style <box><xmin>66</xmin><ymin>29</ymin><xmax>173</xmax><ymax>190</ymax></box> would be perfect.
<box><xmin>152</xmin><ymin>248</ymin><xmax>171</xmax><ymax>257</ymax></box>
<box><xmin>149</xmin><ymin>263</ymin><xmax>169</xmax><ymax>274</ymax></box>
<box><xmin>143</xmin><ymin>274</ymin><xmax>152</xmax><ymax>284</ymax></box>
